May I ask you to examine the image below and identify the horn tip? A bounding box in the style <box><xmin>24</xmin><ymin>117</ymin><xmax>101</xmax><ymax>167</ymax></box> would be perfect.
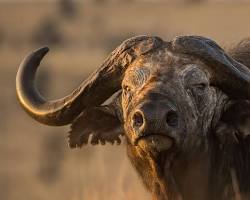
<box><xmin>28</xmin><ymin>46</ymin><xmax>50</xmax><ymax>65</ymax></box>
<box><xmin>35</xmin><ymin>46</ymin><xmax>50</xmax><ymax>56</ymax></box>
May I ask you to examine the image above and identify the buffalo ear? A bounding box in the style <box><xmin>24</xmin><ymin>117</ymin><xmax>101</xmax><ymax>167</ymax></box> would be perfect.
<box><xmin>68</xmin><ymin>97</ymin><xmax>124</xmax><ymax>148</ymax></box>
<box><xmin>215</xmin><ymin>100</ymin><xmax>250</xmax><ymax>144</ymax></box>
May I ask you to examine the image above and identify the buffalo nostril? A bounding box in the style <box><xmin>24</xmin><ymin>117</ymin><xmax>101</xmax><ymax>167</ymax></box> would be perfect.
<box><xmin>132</xmin><ymin>111</ymin><xmax>144</xmax><ymax>128</ymax></box>
<box><xmin>166</xmin><ymin>111</ymin><xmax>178</xmax><ymax>127</ymax></box>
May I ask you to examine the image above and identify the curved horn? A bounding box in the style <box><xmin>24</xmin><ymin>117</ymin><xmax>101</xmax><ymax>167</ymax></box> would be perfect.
<box><xmin>16</xmin><ymin>36</ymin><xmax>163</xmax><ymax>126</ymax></box>
<box><xmin>170</xmin><ymin>36</ymin><xmax>250</xmax><ymax>99</ymax></box>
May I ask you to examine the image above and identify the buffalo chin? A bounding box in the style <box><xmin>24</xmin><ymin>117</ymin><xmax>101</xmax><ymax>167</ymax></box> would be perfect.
<box><xmin>137</xmin><ymin>135</ymin><xmax>173</xmax><ymax>153</ymax></box>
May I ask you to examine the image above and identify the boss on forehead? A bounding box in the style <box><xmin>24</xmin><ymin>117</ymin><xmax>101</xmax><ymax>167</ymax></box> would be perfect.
<box><xmin>16</xmin><ymin>35</ymin><xmax>250</xmax><ymax>200</ymax></box>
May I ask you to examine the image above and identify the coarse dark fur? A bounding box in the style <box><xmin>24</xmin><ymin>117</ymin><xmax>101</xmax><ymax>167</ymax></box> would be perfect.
<box><xmin>16</xmin><ymin>36</ymin><xmax>250</xmax><ymax>200</ymax></box>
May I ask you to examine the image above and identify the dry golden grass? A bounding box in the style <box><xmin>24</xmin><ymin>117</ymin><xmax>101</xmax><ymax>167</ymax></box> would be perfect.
<box><xmin>1</xmin><ymin>1</ymin><xmax>250</xmax><ymax>200</ymax></box>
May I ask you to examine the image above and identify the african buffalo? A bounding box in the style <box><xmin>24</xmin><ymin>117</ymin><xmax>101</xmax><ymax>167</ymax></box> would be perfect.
<box><xmin>16</xmin><ymin>35</ymin><xmax>250</xmax><ymax>200</ymax></box>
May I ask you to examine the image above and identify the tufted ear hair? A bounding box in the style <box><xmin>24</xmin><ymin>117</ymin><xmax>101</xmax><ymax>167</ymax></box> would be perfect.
<box><xmin>215</xmin><ymin>100</ymin><xmax>250</xmax><ymax>144</ymax></box>
<box><xmin>223</xmin><ymin>101</ymin><xmax>250</xmax><ymax>138</ymax></box>
<box><xmin>68</xmin><ymin>92</ymin><xmax>124</xmax><ymax>148</ymax></box>
<box><xmin>170</xmin><ymin>36</ymin><xmax>250</xmax><ymax>100</ymax></box>
<box><xmin>212</xmin><ymin>100</ymin><xmax>250</xmax><ymax>196</ymax></box>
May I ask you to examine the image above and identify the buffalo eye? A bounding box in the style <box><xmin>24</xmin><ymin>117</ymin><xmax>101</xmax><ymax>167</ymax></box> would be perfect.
<box><xmin>191</xmin><ymin>83</ymin><xmax>207</xmax><ymax>94</ymax></box>
<box><xmin>187</xmin><ymin>82</ymin><xmax>208</xmax><ymax>97</ymax></box>
<box><xmin>123</xmin><ymin>85</ymin><xmax>132</xmax><ymax>94</ymax></box>
<box><xmin>187</xmin><ymin>83</ymin><xmax>208</xmax><ymax>112</ymax></box>
<box><xmin>122</xmin><ymin>85</ymin><xmax>133</xmax><ymax>103</ymax></box>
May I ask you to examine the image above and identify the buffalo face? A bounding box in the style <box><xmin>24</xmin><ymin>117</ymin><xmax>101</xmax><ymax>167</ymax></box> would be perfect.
<box><xmin>122</xmin><ymin>50</ymin><xmax>226</xmax><ymax>156</ymax></box>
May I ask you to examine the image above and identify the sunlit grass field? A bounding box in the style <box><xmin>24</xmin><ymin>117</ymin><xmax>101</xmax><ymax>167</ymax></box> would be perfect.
<box><xmin>1</xmin><ymin>1</ymin><xmax>250</xmax><ymax>199</ymax></box>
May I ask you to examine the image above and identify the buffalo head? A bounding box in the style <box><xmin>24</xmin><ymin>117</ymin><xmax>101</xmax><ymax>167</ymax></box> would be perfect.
<box><xmin>16</xmin><ymin>36</ymin><xmax>250</xmax><ymax>200</ymax></box>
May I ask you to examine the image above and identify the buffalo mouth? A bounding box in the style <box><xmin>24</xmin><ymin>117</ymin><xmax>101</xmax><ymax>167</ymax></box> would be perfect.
<box><xmin>136</xmin><ymin>134</ymin><xmax>174</xmax><ymax>152</ymax></box>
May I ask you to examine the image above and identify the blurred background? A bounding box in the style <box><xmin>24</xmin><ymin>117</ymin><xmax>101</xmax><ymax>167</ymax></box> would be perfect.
<box><xmin>1</xmin><ymin>0</ymin><xmax>250</xmax><ymax>200</ymax></box>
